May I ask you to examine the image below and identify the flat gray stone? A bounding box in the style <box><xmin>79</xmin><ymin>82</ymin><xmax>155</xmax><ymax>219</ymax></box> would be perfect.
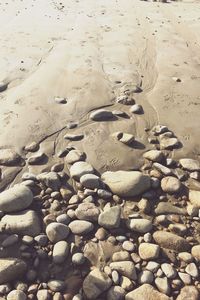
<box><xmin>75</xmin><ymin>203</ymin><xmax>100</xmax><ymax>222</ymax></box>
<box><xmin>101</xmin><ymin>171</ymin><xmax>151</xmax><ymax>197</ymax></box>
<box><xmin>0</xmin><ymin>185</ymin><xmax>33</xmax><ymax>213</ymax></box>
<box><xmin>46</xmin><ymin>222</ymin><xmax>69</xmax><ymax>243</ymax></box>
<box><xmin>0</xmin><ymin>149</ymin><xmax>22</xmax><ymax>166</ymax></box>
<box><xmin>70</xmin><ymin>161</ymin><xmax>94</xmax><ymax>181</ymax></box>
<box><xmin>80</xmin><ymin>174</ymin><xmax>101</xmax><ymax>189</ymax></box>
<box><xmin>153</xmin><ymin>231</ymin><xmax>190</xmax><ymax>252</ymax></box>
<box><xmin>155</xmin><ymin>202</ymin><xmax>186</xmax><ymax>215</ymax></box>
<box><xmin>161</xmin><ymin>176</ymin><xmax>182</xmax><ymax>194</ymax></box>
<box><xmin>143</xmin><ymin>150</ymin><xmax>164</xmax><ymax>163</ymax></box>
<box><xmin>65</xmin><ymin>150</ymin><xmax>85</xmax><ymax>164</ymax></box>
<box><xmin>69</xmin><ymin>220</ymin><xmax>94</xmax><ymax>235</ymax></box>
<box><xmin>98</xmin><ymin>206</ymin><xmax>121</xmax><ymax>229</ymax></box>
<box><xmin>90</xmin><ymin>109</ymin><xmax>113</xmax><ymax>121</ymax></box>
<box><xmin>126</xmin><ymin>218</ymin><xmax>152</xmax><ymax>233</ymax></box>
<box><xmin>110</xmin><ymin>261</ymin><xmax>137</xmax><ymax>280</ymax></box>
<box><xmin>0</xmin><ymin>258</ymin><xmax>27</xmax><ymax>284</ymax></box>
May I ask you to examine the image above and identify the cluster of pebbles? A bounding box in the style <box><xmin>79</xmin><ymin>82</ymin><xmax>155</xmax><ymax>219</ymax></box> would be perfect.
<box><xmin>0</xmin><ymin>92</ymin><xmax>200</xmax><ymax>300</ymax></box>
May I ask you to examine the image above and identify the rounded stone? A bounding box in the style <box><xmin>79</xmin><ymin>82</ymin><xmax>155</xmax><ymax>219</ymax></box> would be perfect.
<box><xmin>47</xmin><ymin>280</ymin><xmax>65</xmax><ymax>292</ymax></box>
<box><xmin>0</xmin><ymin>185</ymin><xmax>33</xmax><ymax>213</ymax></box>
<box><xmin>138</xmin><ymin>270</ymin><xmax>154</xmax><ymax>284</ymax></box>
<box><xmin>80</xmin><ymin>174</ymin><xmax>101</xmax><ymax>189</ymax></box>
<box><xmin>139</xmin><ymin>243</ymin><xmax>160</xmax><ymax>260</ymax></box>
<box><xmin>0</xmin><ymin>258</ymin><xmax>27</xmax><ymax>284</ymax></box>
<box><xmin>75</xmin><ymin>203</ymin><xmax>100</xmax><ymax>222</ymax></box>
<box><xmin>68</xmin><ymin>220</ymin><xmax>94</xmax><ymax>235</ymax></box>
<box><xmin>7</xmin><ymin>290</ymin><xmax>26</xmax><ymax>300</ymax></box>
<box><xmin>126</xmin><ymin>218</ymin><xmax>152</xmax><ymax>233</ymax></box>
<box><xmin>72</xmin><ymin>253</ymin><xmax>85</xmax><ymax>265</ymax></box>
<box><xmin>70</xmin><ymin>162</ymin><xmax>94</xmax><ymax>181</ymax></box>
<box><xmin>53</xmin><ymin>241</ymin><xmax>69</xmax><ymax>264</ymax></box>
<box><xmin>101</xmin><ymin>171</ymin><xmax>151</xmax><ymax>197</ymax></box>
<box><xmin>46</xmin><ymin>222</ymin><xmax>69</xmax><ymax>243</ymax></box>
<box><xmin>161</xmin><ymin>176</ymin><xmax>181</xmax><ymax>194</ymax></box>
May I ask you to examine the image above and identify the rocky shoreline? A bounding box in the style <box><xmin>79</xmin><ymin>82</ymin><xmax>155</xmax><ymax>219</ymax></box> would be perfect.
<box><xmin>0</xmin><ymin>93</ymin><xmax>200</xmax><ymax>300</ymax></box>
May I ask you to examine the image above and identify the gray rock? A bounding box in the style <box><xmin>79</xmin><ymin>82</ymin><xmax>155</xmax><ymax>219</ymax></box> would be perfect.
<box><xmin>176</xmin><ymin>286</ymin><xmax>199</xmax><ymax>300</ymax></box>
<box><xmin>160</xmin><ymin>137</ymin><xmax>179</xmax><ymax>150</ymax></box>
<box><xmin>0</xmin><ymin>81</ymin><xmax>8</xmax><ymax>92</ymax></box>
<box><xmin>7</xmin><ymin>290</ymin><xmax>26</xmax><ymax>300</ymax></box>
<box><xmin>152</xmin><ymin>125</ymin><xmax>168</xmax><ymax>135</ymax></box>
<box><xmin>53</xmin><ymin>241</ymin><xmax>69</xmax><ymax>264</ymax></box>
<box><xmin>161</xmin><ymin>176</ymin><xmax>181</xmax><ymax>194</ymax></box>
<box><xmin>37</xmin><ymin>289</ymin><xmax>51</xmax><ymax>300</ymax></box>
<box><xmin>143</xmin><ymin>150</ymin><xmax>164</xmax><ymax>163</ymax></box>
<box><xmin>125</xmin><ymin>283</ymin><xmax>170</xmax><ymax>300</ymax></box>
<box><xmin>75</xmin><ymin>203</ymin><xmax>100</xmax><ymax>222</ymax></box>
<box><xmin>37</xmin><ymin>172</ymin><xmax>61</xmax><ymax>190</ymax></box>
<box><xmin>155</xmin><ymin>277</ymin><xmax>170</xmax><ymax>295</ymax></box>
<box><xmin>65</xmin><ymin>150</ymin><xmax>85</xmax><ymax>164</ymax></box>
<box><xmin>178</xmin><ymin>272</ymin><xmax>191</xmax><ymax>285</ymax></box>
<box><xmin>153</xmin><ymin>163</ymin><xmax>172</xmax><ymax>176</ymax></box>
<box><xmin>24</xmin><ymin>141</ymin><xmax>39</xmax><ymax>152</ymax></box>
<box><xmin>107</xmin><ymin>286</ymin><xmax>125</xmax><ymax>300</ymax></box>
<box><xmin>83</xmin><ymin>268</ymin><xmax>112</xmax><ymax>299</ymax></box>
<box><xmin>56</xmin><ymin>214</ymin><xmax>70</xmax><ymax>225</ymax></box>
<box><xmin>146</xmin><ymin>261</ymin><xmax>160</xmax><ymax>273</ymax></box>
<box><xmin>28</xmin><ymin>152</ymin><xmax>46</xmax><ymax>165</ymax></box>
<box><xmin>72</xmin><ymin>253</ymin><xmax>85</xmax><ymax>265</ymax></box>
<box><xmin>90</xmin><ymin>109</ymin><xmax>113</xmax><ymax>121</ymax></box>
<box><xmin>101</xmin><ymin>171</ymin><xmax>151</xmax><ymax>197</ymax></box>
<box><xmin>109</xmin><ymin>261</ymin><xmax>137</xmax><ymax>280</ymax></box>
<box><xmin>64</xmin><ymin>134</ymin><xmax>84</xmax><ymax>141</ymax></box>
<box><xmin>98</xmin><ymin>206</ymin><xmax>121</xmax><ymax>229</ymax></box>
<box><xmin>178</xmin><ymin>252</ymin><xmax>193</xmax><ymax>263</ymax></box>
<box><xmin>112</xmin><ymin>251</ymin><xmax>130</xmax><ymax>262</ymax></box>
<box><xmin>138</xmin><ymin>243</ymin><xmax>160</xmax><ymax>260</ymax></box>
<box><xmin>122</xmin><ymin>241</ymin><xmax>135</xmax><ymax>252</ymax></box>
<box><xmin>126</xmin><ymin>218</ymin><xmax>152</xmax><ymax>233</ymax></box>
<box><xmin>97</xmin><ymin>189</ymin><xmax>112</xmax><ymax>199</ymax></box>
<box><xmin>153</xmin><ymin>231</ymin><xmax>190</xmax><ymax>252</ymax></box>
<box><xmin>0</xmin><ymin>258</ymin><xmax>27</xmax><ymax>284</ymax></box>
<box><xmin>111</xmin><ymin>132</ymin><xmax>135</xmax><ymax>145</ymax></box>
<box><xmin>69</xmin><ymin>220</ymin><xmax>94</xmax><ymax>235</ymax></box>
<box><xmin>138</xmin><ymin>270</ymin><xmax>154</xmax><ymax>284</ymax></box>
<box><xmin>185</xmin><ymin>262</ymin><xmax>199</xmax><ymax>278</ymax></box>
<box><xmin>2</xmin><ymin>234</ymin><xmax>18</xmax><ymax>247</ymax></box>
<box><xmin>46</xmin><ymin>222</ymin><xmax>69</xmax><ymax>243</ymax></box>
<box><xmin>116</xmin><ymin>95</ymin><xmax>134</xmax><ymax>105</ymax></box>
<box><xmin>161</xmin><ymin>263</ymin><xmax>177</xmax><ymax>279</ymax></box>
<box><xmin>0</xmin><ymin>185</ymin><xmax>33</xmax><ymax>213</ymax></box>
<box><xmin>34</xmin><ymin>234</ymin><xmax>48</xmax><ymax>246</ymax></box>
<box><xmin>189</xmin><ymin>190</ymin><xmax>200</xmax><ymax>208</ymax></box>
<box><xmin>80</xmin><ymin>174</ymin><xmax>101</xmax><ymax>189</ymax></box>
<box><xmin>48</xmin><ymin>280</ymin><xmax>65</xmax><ymax>292</ymax></box>
<box><xmin>155</xmin><ymin>202</ymin><xmax>186</xmax><ymax>215</ymax></box>
<box><xmin>0</xmin><ymin>148</ymin><xmax>22</xmax><ymax>166</ymax></box>
<box><xmin>55</xmin><ymin>97</ymin><xmax>67</xmax><ymax>104</ymax></box>
<box><xmin>112</xmin><ymin>270</ymin><xmax>119</xmax><ymax>284</ymax></box>
<box><xmin>70</xmin><ymin>161</ymin><xmax>94</xmax><ymax>181</ymax></box>
<box><xmin>191</xmin><ymin>245</ymin><xmax>200</xmax><ymax>261</ymax></box>
<box><xmin>179</xmin><ymin>158</ymin><xmax>200</xmax><ymax>171</ymax></box>
<box><xmin>0</xmin><ymin>210</ymin><xmax>41</xmax><ymax>237</ymax></box>
<box><xmin>129</xmin><ymin>104</ymin><xmax>143</xmax><ymax>114</ymax></box>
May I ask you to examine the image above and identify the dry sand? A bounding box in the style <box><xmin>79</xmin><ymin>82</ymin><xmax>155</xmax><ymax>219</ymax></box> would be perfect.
<box><xmin>0</xmin><ymin>0</ymin><xmax>200</xmax><ymax>176</ymax></box>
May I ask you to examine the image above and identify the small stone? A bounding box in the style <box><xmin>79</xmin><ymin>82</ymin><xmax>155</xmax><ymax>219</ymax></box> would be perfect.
<box><xmin>160</xmin><ymin>137</ymin><xmax>179</xmax><ymax>150</ymax></box>
<box><xmin>2</xmin><ymin>234</ymin><xmax>18</xmax><ymax>247</ymax></box>
<box><xmin>97</xmin><ymin>189</ymin><xmax>112</xmax><ymax>199</ymax></box>
<box><xmin>0</xmin><ymin>81</ymin><xmax>8</xmax><ymax>92</ymax></box>
<box><xmin>80</xmin><ymin>174</ymin><xmax>101</xmax><ymax>189</ymax></box>
<box><xmin>28</xmin><ymin>152</ymin><xmax>46</xmax><ymax>165</ymax></box>
<box><xmin>0</xmin><ymin>185</ymin><xmax>33</xmax><ymax>213</ymax></box>
<box><xmin>189</xmin><ymin>190</ymin><xmax>200</xmax><ymax>208</ymax></box>
<box><xmin>178</xmin><ymin>272</ymin><xmax>191</xmax><ymax>285</ymax></box>
<box><xmin>70</xmin><ymin>161</ymin><xmax>94</xmax><ymax>181</ymax></box>
<box><xmin>69</xmin><ymin>220</ymin><xmax>94</xmax><ymax>235</ymax></box>
<box><xmin>53</xmin><ymin>241</ymin><xmax>69</xmax><ymax>264</ymax></box>
<box><xmin>65</xmin><ymin>150</ymin><xmax>85</xmax><ymax>165</ymax></box>
<box><xmin>190</xmin><ymin>171</ymin><xmax>200</xmax><ymax>180</ymax></box>
<box><xmin>120</xmin><ymin>276</ymin><xmax>133</xmax><ymax>291</ymax></box>
<box><xmin>161</xmin><ymin>176</ymin><xmax>182</xmax><ymax>194</ymax></box>
<box><xmin>129</xmin><ymin>104</ymin><xmax>143</xmax><ymax>114</ymax></box>
<box><xmin>98</xmin><ymin>206</ymin><xmax>121</xmax><ymax>229</ymax></box>
<box><xmin>116</xmin><ymin>95</ymin><xmax>134</xmax><ymax>105</ymax></box>
<box><xmin>161</xmin><ymin>263</ymin><xmax>177</xmax><ymax>279</ymax></box>
<box><xmin>0</xmin><ymin>148</ymin><xmax>22</xmax><ymax>166</ymax></box>
<box><xmin>101</xmin><ymin>171</ymin><xmax>151</xmax><ymax>197</ymax></box>
<box><xmin>46</xmin><ymin>222</ymin><xmax>69</xmax><ymax>243</ymax></box>
<box><xmin>0</xmin><ymin>258</ymin><xmax>27</xmax><ymax>284</ymax></box>
<box><xmin>48</xmin><ymin>280</ymin><xmax>65</xmax><ymax>292</ymax></box>
<box><xmin>143</xmin><ymin>150</ymin><xmax>164</xmax><ymax>163</ymax></box>
<box><xmin>122</xmin><ymin>241</ymin><xmax>135</xmax><ymax>252</ymax></box>
<box><xmin>24</xmin><ymin>142</ymin><xmax>39</xmax><ymax>152</ymax></box>
<box><xmin>137</xmin><ymin>198</ymin><xmax>150</xmax><ymax>213</ymax></box>
<box><xmin>37</xmin><ymin>289</ymin><xmax>50</xmax><ymax>300</ymax></box>
<box><xmin>95</xmin><ymin>227</ymin><xmax>108</xmax><ymax>240</ymax></box>
<box><xmin>111</xmin><ymin>132</ymin><xmax>135</xmax><ymax>145</ymax></box>
<box><xmin>72</xmin><ymin>253</ymin><xmax>85</xmax><ymax>265</ymax></box>
<box><xmin>155</xmin><ymin>277</ymin><xmax>170</xmax><ymax>295</ymax></box>
<box><xmin>112</xmin><ymin>251</ymin><xmax>130</xmax><ymax>262</ymax></box>
<box><xmin>176</xmin><ymin>286</ymin><xmax>199</xmax><ymax>300</ymax></box>
<box><xmin>75</xmin><ymin>203</ymin><xmax>100</xmax><ymax>222</ymax></box>
<box><xmin>138</xmin><ymin>270</ymin><xmax>154</xmax><ymax>284</ymax></box>
<box><xmin>146</xmin><ymin>261</ymin><xmax>160</xmax><ymax>272</ymax></box>
<box><xmin>139</xmin><ymin>243</ymin><xmax>160</xmax><ymax>260</ymax></box>
<box><xmin>55</xmin><ymin>97</ymin><xmax>67</xmax><ymax>104</ymax></box>
<box><xmin>109</xmin><ymin>261</ymin><xmax>137</xmax><ymax>280</ymax></box>
<box><xmin>126</xmin><ymin>218</ymin><xmax>152</xmax><ymax>233</ymax></box>
<box><xmin>126</xmin><ymin>283</ymin><xmax>169</xmax><ymax>300</ymax></box>
<box><xmin>7</xmin><ymin>290</ymin><xmax>26</xmax><ymax>300</ymax></box>
<box><xmin>179</xmin><ymin>158</ymin><xmax>200</xmax><ymax>171</ymax></box>
<box><xmin>153</xmin><ymin>231</ymin><xmax>190</xmax><ymax>252</ymax></box>
<box><xmin>169</xmin><ymin>223</ymin><xmax>187</xmax><ymax>236</ymax></box>
<box><xmin>191</xmin><ymin>245</ymin><xmax>200</xmax><ymax>261</ymax></box>
<box><xmin>178</xmin><ymin>252</ymin><xmax>193</xmax><ymax>263</ymax></box>
<box><xmin>112</xmin><ymin>270</ymin><xmax>119</xmax><ymax>284</ymax></box>
<box><xmin>152</xmin><ymin>125</ymin><xmax>168</xmax><ymax>135</ymax></box>
<box><xmin>83</xmin><ymin>268</ymin><xmax>112</xmax><ymax>299</ymax></box>
<box><xmin>90</xmin><ymin>109</ymin><xmax>114</xmax><ymax>121</ymax></box>
<box><xmin>34</xmin><ymin>234</ymin><xmax>48</xmax><ymax>246</ymax></box>
<box><xmin>185</xmin><ymin>262</ymin><xmax>199</xmax><ymax>278</ymax></box>
<box><xmin>153</xmin><ymin>163</ymin><xmax>172</xmax><ymax>176</ymax></box>
<box><xmin>155</xmin><ymin>202</ymin><xmax>185</xmax><ymax>215</ymax></box>
<box><xmin>107</xmin><ymin>286</ymin><xmax>125</xmax><ymax>300</ymax></box>
<box><xmin>143</xmin><ymin>233</ymin><xmax>152</xmax><ymax>243</ymax></box>
<box><xmin>64</xmin><ymin>134</ymin><xmax>84</xmax><ymax>141</ymax></box>
<box><xmin>56</xmin><ymin>214</ymin><xmax>70</xmax><ymax>225</ymax></box>
<box><xmin>37</xmin><ymin>172</ymin><xmax>61</xmax><ymax>190</ymax></box>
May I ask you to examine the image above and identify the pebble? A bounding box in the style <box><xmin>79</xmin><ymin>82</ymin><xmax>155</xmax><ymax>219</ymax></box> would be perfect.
<box><xmin>155</xmin><ymin>277</ymin><xmax>170</xmax><ymax>295</ymax></box>
<box><xmin>152</xmin><ymin>125</ymin><xmax>168</xmax><ymax>135</ymax></box>
<box><xmin>109</xmin><ymin>261</ymin><xmax>137</xmax><ymax>280</ymax></box>
<box><xmin>101</xmin><ymin>170</ymin><xmax>151</xmax><ymax>197</ymax></box>
<box><xmin>160</xmin><ymin>137</ymin><xmax>179</xmax><ymax>150</ymax></box>
<box><xmin>7</xmin><ymin>290</ymin><xmax>26</xmax><ymax>300</ymax></box>
<box><xmin>2</xmin><ymin>234</ymin><xmax>18</xmax><ymax>247</ymax></box>
<box><xmin>189</xmin><ymin>190</ymin><xmax>200</xmax><ymax>208</ymax></box>
<box><xmin>37</xmin><ymin>172</ymin><xmax>61</xmax><ymax>190</ymax></box>
<box><xmin>64</xmin><ymin>133</ymin><xmax>84</xmax><ymax>141</ymax></box>
<box><xmin>95</xmin><ymin>227</ymin><xmax>108</xmax><ymax>240</ymax></box>
<box><xmin>126</xmin><ymin>218</ymin><xmax>152</xmax><ymax>233</ymax></box>
<box><xmin>70</xmin><ymin>161</ymin><xmax>94</xmax><ymax>180</ymax></box>
<box><xmin>0</xmin><ymin>258</ymin><xmax>27</xmax><ymax>284</ymax></box>
<box><xmin>146</xmin><ymin>261</ymin><xmax>160</xmax><ymax>272</ymax></box>
<box><xmin>90</xmin><ymin>109</ymin><xmax>114</xmax><ymax>121</ymax></box>
<box><xmin>185</xmin><ymin>262</ymin><xmax>199</xmax><ymax>277</ymax></box>
<box><xmin>126</xmin><ymin>283</ymin><xmax>170</xmax><ymax>300</ymax></box>
<box><xmin>27</xmin><ymin>152</ymin><xmax>46</xmax><ymax>165</ymax></box>
<box><xmin>34</xmin><ymin>234</ymin><xmax>48</xmax><ymax>246</ymax></box>
<box><xmin>161</xmin><ymin>263</ymin><xmax>177</xmax><ymax>279</ymax></box>
<box><xmin>178</xmin><ymin>272</ymin><xmax>191</xmax><ymax>284</ymax></box>
<box><xmin>0</xmin><ymin>148</ymin><xmax>22</xmax><ymax>166</ymax></box>
<box><xmin>98</xmin><ymin>206</ymin><xmax>121</xmax><ymax>229</ymax></box>
<box><xmin>53</xmin><ymin>241</ymin><xmax>69</xmax><ymax>264</ymax></box>
<box><xmin>179</xmin><ymin>158</ymin><xmax>200</xmax><ymax>171</ymax></box>
<box><xmin>155</xmin><ymin>202</ymin><xmax>185</xmax><ymax>215</ymax></box>
<box><xmin>178</xmin><ymin>252</ymin><xmax>193</xmax><ymax>263</ymax></box>
<box><xmin>138</xmin><ymin>270</ymin><xmax>154</xmax><ymax>284</ymax></box>
<box><xmin>0</xmin><ymin>185</ymin><xmax>33</xmax><ymax>213</ymax></box>
<box><xmin>176</xmin><ymin>286</ymin><xmax>199</xmax><ymax>300</ymax></box>
<box><xmin>0</xmin><ymin>209</ymin><xmax>41</xmax><ymax>237</ymax></box>
<box><xmin>72</xmin><ymin>253</ymin><xmax>85</xmax><ymax>265</ymax></box>
<box><xmin>112</xmin><ymin>270</ymin><xmax>119</xmax><ymax>284</ymax></box>
<box><xmin>24</xmin><ymin>142</ymin><xmax>39</xmax><ymax>152</ymax></box>
<box><xmin>139</xmin><ymin>243</ymin><xmax>160</xmax><ymax>260</ymax></box>
<box><xmin>129</xmin><ymin>104</ymin><xmax>143</xmax><ymax>114</ymax></box>
<box><xmin>153</xmin><ymin>163</ymin><xmax>172</xmax><ymax>176</ymax></box>
<box><xmin>143</xmin><ymin>150</ymin><xmax>164</xmax><ymax>162</ymax></box>
<box><xmin>120</xmin><ymin>276</ymin><xmax>133</xmax><ymax>291</ymax></box>
<box><xmin>97</xmin><ymin>189</ymin><xmax>112</xmax><ymax>199</ymax></box>
<box><xmin>69</xmin><ymin>220</ymin><xmax>94</xmax><ymax>235</ymax></box>
<box><xmin>55</xmin><ymin>96</ymin><xmax>67</xmax><ymax>104</ymax></box>
<box><xmin>122</xmin><ymin>241</ymin><xmax>135</xmax><ymax>252</ymax></box>
<box><xmin>36</xmin><ymin>289</ymin><xmax>50</xmax><ymax>300</ymax></box>
<box><xmin>153</xmin><ymin>231</ymin><xmax>190</xmax><ymax>252</ymax></box>
<box><xmin>161</xmin><ymin>176</ymin><xmax>182</xmax><ymax>193</ymax></box>
<box><xmin>75</xmin><ymin>202</ymin><xmax>100</xmax><ymax>222</ymax></box>
<box><xmin>112</xmin><ymin>251</ymin><xmax>130</xmax><ymax>262</ymax></box>
<box><xmin>107</xmin><ymin>286</ymin><xmax>125</xmax><ymax>300</ymax></box>
<box><xmin>65</xmin><ymin>150</ymin><xmax>85</xmax><ymax>164</ymax></box>
<box><xmin>56</xmin><ymin>214</ymin><xmax>70</xmax><ymax>225</ymax></box>
<box><xmin>48</xmin><ymin>280</ymin><xmax>65</xmax><ymax>292</ymax></box>
<box><xmin>83</xmin><ymin>268</ymin><xmax>112</xmax><ymax>299</ymax></box>
<box><xmin>80</xmin><ymin>174</ymin><xmax>101</xmax><ymax>189</ymax></box>
<box><xmin>46</xmin><ymin>222</ymin><xmax>70</xmax><ymax>243</ymax></box>
<box><xmin>0</xmin><ymin>81</ymin><xmax>8</xmax><ymax>92</ymax></box>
